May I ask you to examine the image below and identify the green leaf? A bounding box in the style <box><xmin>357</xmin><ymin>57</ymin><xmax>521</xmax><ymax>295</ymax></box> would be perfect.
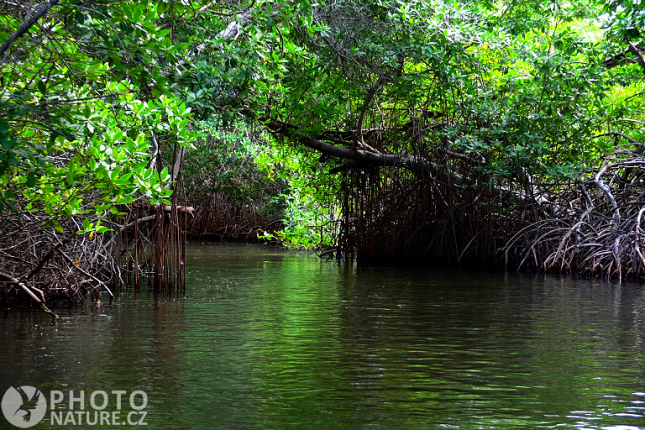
<box><xmin>26</xmin><ymin>172</ymin><xmax>37</xmax><ymax>187</ymax></box>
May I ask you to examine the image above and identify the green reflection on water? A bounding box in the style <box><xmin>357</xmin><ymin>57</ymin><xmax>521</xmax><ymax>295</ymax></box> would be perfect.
<box><xmin>0</xmin><ymin>243</ymin><xmax>644</xmax><ymax>430</ymax></box>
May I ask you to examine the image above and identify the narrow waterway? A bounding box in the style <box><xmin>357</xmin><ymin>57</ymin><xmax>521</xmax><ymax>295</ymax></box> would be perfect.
<box><xmin>1</xmin><ymin>243</ymin><xmax>644</xmax><ymax>429</ymax></box>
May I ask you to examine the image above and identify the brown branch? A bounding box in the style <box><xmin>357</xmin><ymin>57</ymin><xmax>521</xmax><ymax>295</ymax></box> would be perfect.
<box><xmin>603</xmin><ymin>41</ymin><xmax>643</xmax><ymax>70</ymax></box>
<box><xmin>628</xmin><ymin>41</ymin><xmax>645</xmax><ymax>74</ymax></box>
<box><xmin>0</xmin><ymin>270</ymin><xmax>58</xmax><ymax>318</ymax></box>
<box><xmin>264</xmin><ymin>118</ymin><xmax>557</xmax><ymax>208</ymax></box>
<box><xmin>0</xmin><ymin>0</ymin><xmax>60</xmax><ymax>60</ymax></box>
<box><xmin>59</xmin><ymin>251</ymin><xmax>114</xmax><ymax>298</ymax></box>
<box><xmin>618</xmin><ymin>118</ymin><xmax>645</xmax><ymax>127</ymax></box>
<box><xmin>593</xmin><ymin>131</ymin><xmax>643</xmax><ymax>147</ymax></box>
<box><xmin>171</xmin><ymin>146</ymin><xmax>186</xmax><ymax>183</ymax></box>
<box><xmin>266</xmin><ymin>118</ymin><xmax>442</xmax><ymax>172</ymax></box>
<box><xmin>438</xmin><ymin>148</ymin><xmax>485</xmax><ymax>166</ymax></box>
<box><xmin>594</xmin><ymin>162</ymin><xmax>620</xmax><ymax>220</ymax></box>
<box><xmin>355</xmin><ymin>75</ymin><xmax>384</xmax><ymax>152</ymax></box>
<box><xmin>635</xmin><ymin>208</ymin><xmax>645</xmax><ymax>267</ymax></box>
<box><xmin>0</xmin><ymin>271</ymin><xmax>41</xmax><ymax>303</ymax></box>
<box><xmin>109</xmin><ymin>211</ymin><xmax>185</xmax><ymax>234</ymax></box>
<box><xmin>23</xmin><ymin>232</ymin><xmax>74</xmax><ymax>281</ymax></box>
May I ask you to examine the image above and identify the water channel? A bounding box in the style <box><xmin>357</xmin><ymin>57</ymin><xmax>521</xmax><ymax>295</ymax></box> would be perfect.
<box><xmin>1</xmin><ymin>243</ymin><xmax>644</xmax><ymax>429</ymax></box>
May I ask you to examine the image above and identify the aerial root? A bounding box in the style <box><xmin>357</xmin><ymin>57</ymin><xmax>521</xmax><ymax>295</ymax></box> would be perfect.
<box><xmin>504</xmin><ymin>149</ymin><xmax>645</xmax><ymax>281</ymax></box>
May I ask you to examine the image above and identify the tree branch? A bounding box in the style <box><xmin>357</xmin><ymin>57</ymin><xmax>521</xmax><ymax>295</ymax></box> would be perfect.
<box><xmin>59</xmin><ymin>251</ymin><xmax>113</xmax><ymax>298</ymax></box>
<box><xmin>266</xmin><ymin>118</ymin><xmax>442</xmax><ymax>173</ymax></box>
<box><xmin>593</xmin><ymin>131</ymin><xmax>643</xmax><ymax>147</ymax></box>
<box><xmin>618</xmin><ymin>118</ymin><xmax>645</xmax><ymax>127</ymax></box>
<box><xmin>628</xmin><ymin>41</ymin><xmax>645</xmax><ymax>74</ymax></box>
<box><xmin>0</xmin><ymin>270</ymin><xmax>58</xmax><ymax>318</ymax></box>
<box><xmin>23</xmin><ymin>232</ymin><xmax>74</xmax><ymax>281</ymax></box>
<box><xmin>0</xmin><ymin>271</ymin><xmax>41</xmax><ymax>303</ymax></box>
<box><xmin>603</xmin><ymin>41</ymin><xmax>643</xmax><ymax>70</ymax></box>
<box><xmin>0</xmin><ymin>0</ymin><xmax>60</xmax><ymax>60</ymax></box>
<box><xmin>263</xmin><ymin>118</ymin><xmax>558</xmax><ymax>208</ymax></box>
<box><xmin>355</xmin><ymin>75</ymin><xmax>384</xmax><ymax>152</ymax></box>
<box><xmin>594</xmin><ymin>161</ymin><xmax>620</xmax><ymax>221</ymax></box>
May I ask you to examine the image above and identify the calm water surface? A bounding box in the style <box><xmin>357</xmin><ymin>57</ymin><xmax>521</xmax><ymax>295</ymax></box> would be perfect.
<box><xmin>1</xmin><ymin>243</ymin><xmax>645</xmax><ymax>429</ymax></box>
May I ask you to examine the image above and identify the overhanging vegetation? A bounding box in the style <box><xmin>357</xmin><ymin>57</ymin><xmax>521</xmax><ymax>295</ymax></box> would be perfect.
<box><xmin>1</xmin><ymin>0</ymin><xmax>645</xmax><ymax>309</ymax></box>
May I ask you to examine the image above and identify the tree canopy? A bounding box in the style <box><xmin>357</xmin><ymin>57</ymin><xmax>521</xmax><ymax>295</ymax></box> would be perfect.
<box><xmin>2</xmin><ymin>0</ymin><xmax>645</xmax><ymax>297</ymax></box>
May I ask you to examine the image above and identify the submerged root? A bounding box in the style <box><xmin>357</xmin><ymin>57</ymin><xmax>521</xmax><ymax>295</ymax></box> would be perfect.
<box><xmin>504</xmin><ymin>149</ymin><xmax>645</xmax><ymax>281</ymax></box>
<box><xmin>0</xmin><ymin>199</ymin><xmax>189</xmax><ymax>307</ymax></box>
<box><xmin>186</xmin><ymin>192</ymin><xmax>283</xmax><ymax>240</ymax></box>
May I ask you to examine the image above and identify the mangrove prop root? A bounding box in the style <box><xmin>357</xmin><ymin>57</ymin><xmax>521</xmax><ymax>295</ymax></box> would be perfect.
<box><xmin>503</xmin><ymin>148</ymin><xmax>645</xmax><ymax>281</ymax></box>
<box><xmin>1</xmin><ymin>197</ymin><xmax>189</xmax><ymax>305</ymax></box>
<box><xmin>0</xmin><ymin>270</ymin><xmax>58</xmax><ymax>319</ymax></box>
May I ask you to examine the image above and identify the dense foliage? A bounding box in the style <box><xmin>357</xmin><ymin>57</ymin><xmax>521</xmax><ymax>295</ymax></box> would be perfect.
<box><xmin>0</xmin><ymin>0</ymin><xmax>198</xmax><ymax>233</ymax></box>
<box><xmin>256</xmin><ymin>0</ymin><xmax>645</xmax><ymax>252</ymax></box>
<box><xmin>2</xmin><ymin>0</ymin><xmax>645</xmax><ymax>288</ymax></box>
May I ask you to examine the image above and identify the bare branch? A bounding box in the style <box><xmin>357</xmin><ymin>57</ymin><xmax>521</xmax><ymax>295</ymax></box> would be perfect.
<box><xmin>618</xmin><ymin>118</ymin><xmax>645</xmax><ymax>127</ymax></box>
<box><xmin>594</xmin><ymin>162</ymin><xmax>620</xmax><ymax>221</ymax></box>
<box><xmin>23</xmin><ymin>232</ymin><xmax>74</xmax><ymax>281</ymax></box>
<box><xmin>355</xmin><ymin>75</ymin><xmax>384</xmax><ymax>152</ymax></box>
<box><xmin>59</xmin><ymin>250</ymin><xmax>113</xmax><ymax>298</ymax></box>
<box><xmin>628</xmin><ymin>41</ymin><xmax>645</xmax><ymax>74</ymax></box>
<box><xmin>593</xmin><ymin>131</ymin><xmax>642</xmax><ymax>147</ymax></box>
<box><xmin>0</xmin><ymin>0</ymin><xmax>60</xmax><ymax>60</ymax></box>
<box><xmin>266</xmin><ymin>118</ymin><xmax>441</xmax><ymax>172</ymax></box>
<box><xmin>0</xmin><ymin>270</ymin><xmax>58</xmax><ymax>318</ymax></box>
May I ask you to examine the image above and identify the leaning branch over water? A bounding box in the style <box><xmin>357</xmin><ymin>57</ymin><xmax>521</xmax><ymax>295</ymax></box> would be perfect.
<box><xmin>265</xmin><ymin>118</ymin><xmax>442</xmax><ymax>172</ymax></box>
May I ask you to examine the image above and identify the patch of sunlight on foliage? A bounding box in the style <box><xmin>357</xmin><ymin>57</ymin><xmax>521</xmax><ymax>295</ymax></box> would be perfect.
<box><xmin>254</xmin><ymin>137</ymin><xmax>340</xmax><ymax>250</ymax></box>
